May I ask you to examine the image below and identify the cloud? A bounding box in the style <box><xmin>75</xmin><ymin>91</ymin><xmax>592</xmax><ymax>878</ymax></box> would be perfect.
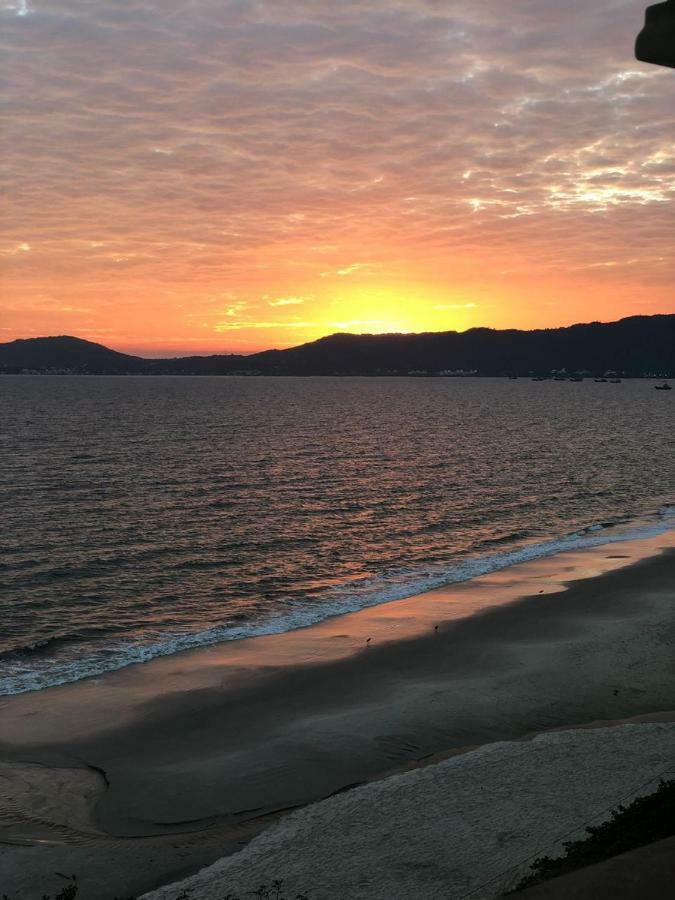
<box><xmin>321</xmin><ymin>263</ymin><xmax>379</xmax><ymax>277</ymax></box>
<box><xmin>214</xmin><ymin>319</ymin><xmax>317</xmax><ymax>331</ymax></box>
<box><xmin>223</xmin><ymin>302</ymin><xmax>248</xmax><ymax>316</ymax></box>
<box><xmin>268</xmin><ymin>296</ymin><xmax>306</xmax><ymax>306</ymax></box>
<box><xmin>1</xmin><ymin>242</ymin><xmax>31</xmax><ymax>254</ymax></box>
<box><xmin>2</xmin><ymin>0</ymin><xmax>673</xmax><ymax>349</ymax></box>
<box><xmin>434</xmin><ymin>303</ymin><xmax>477</xmax><ymax>310</ymax></box>
<box><xmin>1</xmin><ymin>0</ymin><xmax>32</xmax><ymax>16</ymax></box>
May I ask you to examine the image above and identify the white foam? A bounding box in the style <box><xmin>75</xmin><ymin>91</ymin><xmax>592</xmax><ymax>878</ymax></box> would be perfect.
<box><xmin>2</xmin><ymin>508</ymin><xmax>674</xmax><ymax>696</ymax></box>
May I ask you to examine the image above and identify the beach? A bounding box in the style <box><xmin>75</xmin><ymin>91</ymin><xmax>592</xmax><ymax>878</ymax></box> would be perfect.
<box><xmin>143</xmin><ymin>722</ymin><xmax>675</xmax><ymax>900</ymax></box>
<box><xmin>5</xmin><ymin>0</ymin><xmax>675</xmax><ymax>894</ymax></box>
<box><xmin>1</xmin><ymin>531</ymin><xmax>674</xmax><ymax>899</ymax></box>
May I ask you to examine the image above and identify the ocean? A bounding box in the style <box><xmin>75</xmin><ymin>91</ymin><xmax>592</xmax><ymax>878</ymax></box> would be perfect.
<box><xmin>1</xmin><ymin>375</ymin><xmax>673</xmax><ymax>695</ymax></box>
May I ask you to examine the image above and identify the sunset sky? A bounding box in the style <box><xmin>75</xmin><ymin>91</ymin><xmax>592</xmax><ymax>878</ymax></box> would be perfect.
<box><xmin>2</xmin><ymin>0</ymin><xmax>674</xmax><ymax>356</ymax></box>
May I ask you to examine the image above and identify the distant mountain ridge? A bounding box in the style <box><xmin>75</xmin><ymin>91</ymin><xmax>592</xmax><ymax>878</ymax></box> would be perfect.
<box><xmin>1</xmin><ymin>315</ymin><xmax>674</xmax><ymax>377</ymax></box>
<box><xmin>0</xmin><ymin>336</ymin><xmax>147</xmax><ymax>373</ymax></box>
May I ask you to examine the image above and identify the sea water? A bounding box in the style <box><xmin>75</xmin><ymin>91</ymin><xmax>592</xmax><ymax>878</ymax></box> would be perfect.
<box><xmin>1</xmin><ymin>375</ymin><xmax>673</xmax><ymax>694</ymax></box>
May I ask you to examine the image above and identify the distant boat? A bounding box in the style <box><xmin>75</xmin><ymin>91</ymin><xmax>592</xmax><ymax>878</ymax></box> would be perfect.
<box><xmin>594</xmin><ymin>378</ymin><xmax>608</xmax><ymax>383</ymax></box>
<box><xmin>610</xmin><ymin>379</ymin><xmax>622</xmax><ymax>383</ymax></box>
<box><xmin>654</xmin><ymin>383</ymin><xmax>672</xmax><ymax>391</ymax></box>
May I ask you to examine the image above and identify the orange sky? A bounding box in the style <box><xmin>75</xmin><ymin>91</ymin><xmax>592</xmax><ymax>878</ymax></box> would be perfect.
<box><xmin>2</xmin><ymin>1</ymin><xmax>674</xmax><ymax>356</ymax></box>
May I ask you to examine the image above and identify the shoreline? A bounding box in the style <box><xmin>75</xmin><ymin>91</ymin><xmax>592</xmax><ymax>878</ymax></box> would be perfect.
<box><xmin>1</xmin><ymin>530</ymin><xmax>674</xmax><ymax>898</ymax></box>
<box><xmin>6</xmin><ymin>510</ymin><xmax>675</xmax><ymax>703</ymax></box>
<box><xmin>4</xmin><ymin>510</ymin><xmax>674</xmax><ymax>698</ymax></box>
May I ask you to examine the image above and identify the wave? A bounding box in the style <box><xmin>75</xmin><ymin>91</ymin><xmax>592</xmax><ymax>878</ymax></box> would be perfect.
<box><xmin>0</xmin><ymin>636</ymin><xmax>63</xmax><ymax>660</ymax></box>
<box><xmin>1</xmin><ymin>506</ymin><xmax>674</xmax><ymax>697</ymax></box>
<box><xmin>0</xmin><ymin>624</ymin><xmax>120</xmax><ymax>662</ymax></box>
<box><xmin>475</xmin><ymin>529</ymin><xmax>533</xmax><ymax>548</ymax></box>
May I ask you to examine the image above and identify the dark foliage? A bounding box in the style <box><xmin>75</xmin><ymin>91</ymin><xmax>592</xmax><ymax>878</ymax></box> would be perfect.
<box><xmin>1</xmin><ymin>875</ymin><xmax>310</xmax><ymax>900</ymax></box>
<box><xmin>1</xmin><ymin>873</ymin><xmax>79</xmax><ymax>900</ymax></box>
<box><xmin>511</xmin><ymin>778</ymin><xmax>675</xmax><ymax>892</ymax></box>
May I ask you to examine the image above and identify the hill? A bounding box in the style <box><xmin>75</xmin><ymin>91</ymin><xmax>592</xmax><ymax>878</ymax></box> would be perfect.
<box><xmin>0</xmin><ymin>336</ymin><xmax>148</xmax><ymax>374</ymax></box>
<box><xmin>1</xmin><ymin>315</ymin><xmax>673</xmax><ymax>377</ymax></box>
<box><xmin>240</xmin><ymin>315</ymin><xmax>674</xmax><ymax>377</ymax></box>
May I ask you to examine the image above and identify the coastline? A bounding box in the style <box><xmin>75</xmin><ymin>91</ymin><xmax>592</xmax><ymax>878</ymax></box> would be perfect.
<box><xmin>7</xmin><ymin>511</ymin><xmax>673</xmax><ymax>699</ymax></box>
<box><xmin>1</xmin><ymin>530</ymin><xmax>674</xmax><ymax>898</ymax></box>
<box><xmin>143</xmin><ymin>722</ymin><xmax>675</xmax><ymax>900</ymax></box>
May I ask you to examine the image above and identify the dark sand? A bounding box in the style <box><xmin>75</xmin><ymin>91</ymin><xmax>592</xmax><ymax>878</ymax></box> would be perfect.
<box><xmin>1</xmin><ymin>532</ymin><xmax>674</xmax><ymax>898</ymax></box>
<box><xmin>144</xmin><ymin>722</ymin><xmax>675</xmax><ymax>900</ymax></box>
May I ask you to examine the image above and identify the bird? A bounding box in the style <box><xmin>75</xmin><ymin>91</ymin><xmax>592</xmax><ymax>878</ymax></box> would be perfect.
<box><xmin>366</xmin><ymin>637</ymin><xmax>372</xmax><ymax>646</ymax></box>
<box><xmin>434</xmin><ymin>625</ymin><xmax>439</xmax><ymax>632</ymax></box>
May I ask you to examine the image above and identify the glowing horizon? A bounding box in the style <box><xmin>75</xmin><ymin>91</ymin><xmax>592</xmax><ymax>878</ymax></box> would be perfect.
<box><xmin>2</xmin><ymin>1</ymin><xmax>674</xmax><ymax>355</ymax></box>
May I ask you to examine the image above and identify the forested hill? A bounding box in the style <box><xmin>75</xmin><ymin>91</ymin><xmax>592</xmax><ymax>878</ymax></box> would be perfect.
<box><xmin>0</xmin><ymin>336</ymin><xmax>147</xmax><ymax>373</ymax></box>
<box><xmin>1</xmin><ymin>315</ymin><xmax>673</xmax><ymax>377</ymax></box>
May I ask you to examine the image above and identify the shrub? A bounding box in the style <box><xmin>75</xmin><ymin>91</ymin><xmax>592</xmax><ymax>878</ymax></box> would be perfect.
<box><xmin>510</xmin><ymin>778</ymin><xmax>675</xmax><ymax>892</ymax></box>
<box><xmin>1</xmin><ymin>876</ymin><xmax>310</xmax><ymax>900</ymax></box>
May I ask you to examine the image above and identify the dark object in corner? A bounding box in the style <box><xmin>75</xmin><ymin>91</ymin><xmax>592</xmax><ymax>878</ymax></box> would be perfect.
<box><xmin>636</xmin><ymin>1</ymin><xmax>675</xmax><ymax>68</ymax></box>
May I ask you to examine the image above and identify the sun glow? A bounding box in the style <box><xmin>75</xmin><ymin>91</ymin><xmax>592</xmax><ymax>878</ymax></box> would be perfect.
<box><xmin>4</xmin><ymin>1</ymin><xmax>674</xmax><ymax>354</ymax></box>
<box><xmin>203</xmin><ymin>281</ymin><xmax>484</xmax><ymax>352</ymax></box>
<box><xmin>320</xmin><ymin>286</ymin><xmax>480</xmax><ymax>339</ymax></box>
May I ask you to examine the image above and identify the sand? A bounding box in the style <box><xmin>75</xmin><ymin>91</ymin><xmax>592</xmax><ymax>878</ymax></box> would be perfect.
<box><xmin>141</xmin><ymin>722</ymin><xmax>675</xmax><ymax>900</ymax></box>
<box><xmin>1</xmin><ymin>532</ymin><xmax>674</xmax><ymax>898</ymax></box>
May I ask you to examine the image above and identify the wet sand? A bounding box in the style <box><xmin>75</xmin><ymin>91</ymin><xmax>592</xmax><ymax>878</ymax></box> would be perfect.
<box><xmin>1</xmin><ymin>532</ymin><xmax>674</xmax><ymax>898</ymax></box>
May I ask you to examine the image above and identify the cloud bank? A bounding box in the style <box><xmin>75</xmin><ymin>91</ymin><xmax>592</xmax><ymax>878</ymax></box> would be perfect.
<box><xmin>2</xmin><ymin>0</ymin><xmax>673</xmax><ymax>351</ymax></box>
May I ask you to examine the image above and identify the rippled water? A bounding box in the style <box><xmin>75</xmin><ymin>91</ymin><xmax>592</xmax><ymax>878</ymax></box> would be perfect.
<box><xmin>1</xmin><ymin>375</ymin><xmax>673</xmax><ymax>694</ymax></box>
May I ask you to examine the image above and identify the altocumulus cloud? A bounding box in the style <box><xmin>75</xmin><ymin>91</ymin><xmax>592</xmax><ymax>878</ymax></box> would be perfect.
<box><xmin>1</xmin><ymin>0</ymin><xmax>674</xmax><ymax>345</ymax></box>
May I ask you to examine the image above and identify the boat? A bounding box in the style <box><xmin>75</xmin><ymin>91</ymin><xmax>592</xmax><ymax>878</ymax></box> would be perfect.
<box><xmin>594</xmin><ymin>378</ymin><xmax>608</xmax><ymax>383</ymax></box>
<box><xmin>610</xmin><ymin>379</ymin><xmax>622</xmax><ymax>383</ymax></box>
<box><xmin>654</xmin><ymin>383</ymin><xmax>672</xmax><ymax>390</ymax></box>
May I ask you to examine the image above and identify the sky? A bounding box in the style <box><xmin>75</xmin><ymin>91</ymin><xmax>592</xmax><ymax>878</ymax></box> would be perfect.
<box><xmin>1</xmin><ymin>0</ymin><xmax>674</xmax><ymax>356</ymax></box>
